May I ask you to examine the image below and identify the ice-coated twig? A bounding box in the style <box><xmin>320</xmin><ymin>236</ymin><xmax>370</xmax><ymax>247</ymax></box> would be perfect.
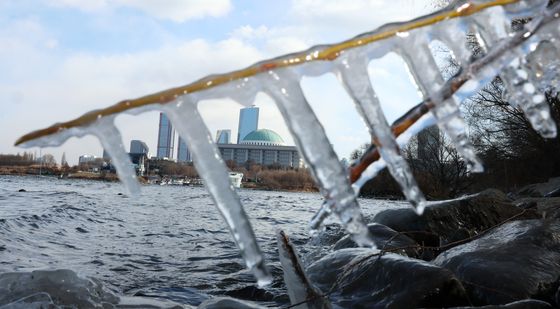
<box><xmin>277</xmin><ymin>230</ymin><xmax>332</xmax><ymax>309</ymax></box>
<box><xmin>337</xmin><ymin>52</ymin><xmax>426</xmax><ymax>214</ymax></box>
<box><xmin>263</xmin><ymin>69</ymin><xmax>374</xmax><ymax>247</ymax></box>
<box><xmin>161</xmin><ymin>99</ymin><xmax>272</xmax><ymax>286</ymax></box>
<box><xmin>89</xmin><ymin>117</ymin><xmax>140</xmax><ymax>196</ymax></box>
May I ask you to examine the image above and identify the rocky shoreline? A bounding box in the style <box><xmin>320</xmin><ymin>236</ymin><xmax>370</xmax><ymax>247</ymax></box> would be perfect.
<box><xmin>2</xmin><ymin>187</ymin><xmax>560</xmax><ymax>308</ymax></box>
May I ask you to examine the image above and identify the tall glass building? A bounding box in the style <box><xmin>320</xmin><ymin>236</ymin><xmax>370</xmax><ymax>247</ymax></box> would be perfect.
<box><xmin>216</xmin><ymin>130</ymin><xmax>231</xmax><ymax>144</ymax></box>
<box><xmin>130</xmin><ymin>140</ymin><xmax>149</xmax><ymax>154</ymax></box>
<box><xmin>177</xmin><ymin>137</ymin><xmax>191</xmax><ymax>162</ymax></box>
<box><xmin>237</xmin><ymin>106</ymin><xmax>259</xmax><ymax>144</ymax></box>
<box><xmin>156</xmin><ymin>113</ymin><xmax>175</xmax><ymax>159</ymax></box>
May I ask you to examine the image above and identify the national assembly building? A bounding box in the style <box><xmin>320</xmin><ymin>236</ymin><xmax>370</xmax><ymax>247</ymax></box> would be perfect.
<box><xmin>218</xmin><ymin>129</ymin><xmax>302</xmax><ymax>168</ymax></box>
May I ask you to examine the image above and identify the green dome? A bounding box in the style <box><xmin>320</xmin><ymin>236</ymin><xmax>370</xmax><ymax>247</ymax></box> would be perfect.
<box><xmin>241</xmin><ymin>129</ymin><xmax>285</xmax><ymax>145</ymax></box>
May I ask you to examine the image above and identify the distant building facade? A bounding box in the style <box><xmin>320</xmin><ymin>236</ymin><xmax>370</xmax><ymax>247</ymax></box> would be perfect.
<box><xmin>219</xmin><ymin>129</ymin><xmax>302</xmax><ymax>168</ymax></box>
<box><xmin>102</xmin><ymin>149</ymin><xmax>110</xmax><ymax>161</ymax></box>
<box><xmin>177</xmin><ymin>137</ymin><xmax>191</xmax><ymax>162</ymax></box>
<box><xmin>78</xmin><ymin>155</ymin><xmax>98</xmax><ymax>164</ymax></box>
<box><xmin>157</xmin><ymin>113</ymin><xmax>175</xmax><ymax>159</ymax></box>
<box><xmin>237</xmin><ymin>106</ymin><xmax>259</xmax><ymax>143</ymax></box>
<box><xmin>130</xmin><ymin>140</ymin><xmax>149</xmax><ymax>155</ymax></box>
<box><xmin>216</xmin><ymin>129</ymin><xmax>231</xmax><ymax>144</ymax></box>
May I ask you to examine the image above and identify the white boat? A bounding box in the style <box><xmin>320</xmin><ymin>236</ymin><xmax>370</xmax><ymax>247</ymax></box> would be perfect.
<box><xmin>228</xmin><ymin>172</ymin><xmax>243</xmax><ymax>188</ymax></box>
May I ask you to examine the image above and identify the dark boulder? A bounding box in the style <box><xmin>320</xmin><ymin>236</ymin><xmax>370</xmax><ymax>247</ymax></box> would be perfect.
<box><xmin>198</xmin><ymin>297</ymin><xmax>265</xmax><ymax>309</ymax></box>
<box><xmin>433</xmin><ymin>219</ymin><xmax>560</xmax><ymax>306</ymax></box>
<box><xmin>307</xmin><ymin>248</ymin><xmax>469</xmax><ymax>308</ymax></box>
<box><xmin>224</xmin><ymin>286</ymin><xmax>274</xmax><ymax>302</ymax></box>
<box><xmin>516</xmin><ymin>177</ymin><xmax>560</xmax><ymax>198</ymax></box>
<box><xmin>0</xmin><ymin>269</ymin><xmax>189</xmax><ymax>308</ymax></box>
<box><xmin>514</xmin><ymin>197</ymin><xmax>560</xmax><ymax>219</ymax></box>
<box><xmin>371</xmin><ymin>189</ymin><xmax>537</xmax><ymax>251</ymax></box>
<box><xmin>450</xmin><ymin>299</ymin><xmax>552</xmax><ymax>308</ymax></box>
<box><xmin>333</xmin><ymin>223</ymin><xmax>418</xmax><ymax>257</ymax></box>
<box><xmin>307</xmin><ymin>224</ymin><xmax>346</xmax><ymax>247</ymax></box>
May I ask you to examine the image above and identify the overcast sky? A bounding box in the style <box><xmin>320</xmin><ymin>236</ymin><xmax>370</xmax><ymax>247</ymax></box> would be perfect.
<box><xmin>1</xmin><ymin>0</ymin><xmax>436</xmax><ymax>165</ymax></box>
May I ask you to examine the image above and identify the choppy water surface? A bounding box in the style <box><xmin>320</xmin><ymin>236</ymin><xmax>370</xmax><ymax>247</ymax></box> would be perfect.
<box><xmin>0</xmin><ymin>175</ymin><xmax>405</xmax><ymax>306</ymax></box>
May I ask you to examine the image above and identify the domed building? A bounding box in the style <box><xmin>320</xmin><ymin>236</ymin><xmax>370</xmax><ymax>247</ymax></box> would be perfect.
<box><xmin>240</xmin><ymin>129</ymin><xmax>286</xmax><ymax>146</ymax></box>
<box><xmin>218</xmin><ymin>129</ymin><xmax>302</xmax><ymax>168</ymax></box>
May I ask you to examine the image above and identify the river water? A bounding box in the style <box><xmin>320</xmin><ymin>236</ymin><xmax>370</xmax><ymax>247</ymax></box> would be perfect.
<box><xmin>0</xmin><ymin>175</ymin><xmax>406</xmax><ymax>307</ymax></box>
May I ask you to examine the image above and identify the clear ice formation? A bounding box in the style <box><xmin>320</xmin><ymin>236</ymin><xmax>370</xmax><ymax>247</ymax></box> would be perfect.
<box><xmin>262</xmin><ymin>69</ymin><xmax>374</xmax><ymax>247</ymax></box>
<box><xmin>471</xmin><ymin>0</ymin><xmax>558</xmax><ymax>138</ymax></box>
<box><xmin>16</xmin><ymin>0</ymin><xmax>560</xmax><ymax>285</ymax></box>
<box><xmin>90</xmin><ymin>117</ymin><xmax>141</xmax><ymax>196</ymax></box>
<box><xmin>277</xmin><ymin>230</ymin><xmax>332</xmax><ymax>309</ymax></box>
<box><xmin>337</xmin><ymin>52</ymin><xmax>427</xmax><ymax>214</ymax></box>
<box><xmin>161</xmin><ymin>100</ymin><xmax>272</xmax><ymax>287</ymax></box>
<box><xmin>397</xmin><ymin>32</ymin><xmax>484</xmax><ymax>172</ymax></box>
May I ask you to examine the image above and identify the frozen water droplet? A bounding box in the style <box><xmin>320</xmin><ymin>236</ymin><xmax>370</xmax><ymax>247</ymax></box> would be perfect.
<box><xmin>396</xmin><ymin>31</ymin><xmax>409</xmax><ymax>38</ymax></box>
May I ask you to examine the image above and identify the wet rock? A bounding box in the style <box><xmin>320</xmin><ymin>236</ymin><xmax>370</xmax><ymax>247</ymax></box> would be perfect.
<box><xmin>18</xmin><ymin>189</ymin><xmax>26</xmax><ymax>192</ymax></box>
<box><xmin>307</xmin><ymin>224</ymin><xmax>346</xmax><ymax>247</ymax></box>
<box><xmin>224</xmin><ymin>286</ymin><xmax>274</xmax><ymax>302</ymax></box>
<box><xmin>0</xmin><ymin>269</ymin><xmax>189</xmax><ymax>308</ymax></box>
<box><xmin>371</xmin><ymin>189</ymin><xmax>537</xmax><ymax>251</ymax></box>
<box><xmin>517</xmin><ymin>177</ymin><xmax>560</xmax><ymax>198</ymax></box>
<box><xmin>545</xmin><ymin>187</ymin><xmax>560</xmax><ymax>198</ymax></box>
<box><xmin>333</xmin><ymin>223</ymin><xmax>418</xmax><ymax>256</ymax></box>
<box><xmin>433</xmin><ymin>219</ymin><xmax>560</xmax><ymax>306</ymax></box>
<box><xmin>307</xmin><ymin>248</ymin><xmax>469</xmax><ymax>308</ymax></box>
<box><xmin>450</xmin><ymin>299</ymin><xmax>552</xmax><ymax>308</ymax></box>
<box><xmin>514</xmin><ymin>197</ymin><xmax>560</xmax><ymax>219</ymax></box>
<box><xmin>197</xmin><ymin>297</ymin><xmax>265</xmax><ymax>309</ymax></box>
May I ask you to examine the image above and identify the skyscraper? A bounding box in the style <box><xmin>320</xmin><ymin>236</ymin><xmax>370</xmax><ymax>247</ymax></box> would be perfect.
<box><xmin>216</xmin><ymin>129</ymin><xmax>231</xmax><ymax>144</ymax></box>
<box><xmin>130</xmin><ymin>140</ymin><xmax>149</xmax><ymax>154</ymax></box>
<box><xmin>157</xmin><ymin>113</ymin><xmax>175</xmax><ymax>159</ymax></box>
<box><xmin>177</xmin><ymin>137</ymin><xmax>191</xmax><ymax>162</ymax></box>
<box><xmin>237</xmin><ymin>106</ymin><xmax>259</xmax><ymax>143</ymax></box>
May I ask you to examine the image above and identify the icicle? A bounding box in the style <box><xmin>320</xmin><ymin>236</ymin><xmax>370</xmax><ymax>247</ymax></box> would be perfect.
<box><xmin>500</xmin><ymin>0</ymin><xmax>549</xmax><ymax>19</ymax></box>
<box><xmin>453</xmin><ymin>3</ymin><xmax>560</xmax><ymax>102</ymax></box>
<box><xmin>89</xmin><ymin>117</ymin><xmax>140</xmax><ymax>196</ymax></box>
<box><xmin>262</xmin><ymin>69</ymin><xmax>374</xmax><ymax>247</ymax></box>
<box><xmin>354</xmin><ymin>113</ymin><xmax>438</xmax><ymax>194</ymax></box>
<box><xmin>398</xmin><ymin>36</ymin><xmax>484</xmax><ymax>172</ymax></box>
<box><xmin>525</xmin><ymin>40</ymin><xmax>560</xmax><ymax>96</ymax></box>
<box><xmin>160</xmin><ymin>98</ymin><xmax>272</xmax><ymax>287</ymax></box>
<box><xmin>471</xmin><ymin>9</ymin><xmax>558</xmax><ymax>139</ymax></box>
<box><xmin>433</xmin><ymin>19</ymin><xmax>472</xmax><ymax>66</ymax></box>
<box><xmin>336</xmin><ymin>52</ymin><xmax>426</xmax><ymax>215</ymax></box>
<box><xmin>502</xmin><ymin>58</ymin><xmax>557</xmax><ymax>138</ymax></box>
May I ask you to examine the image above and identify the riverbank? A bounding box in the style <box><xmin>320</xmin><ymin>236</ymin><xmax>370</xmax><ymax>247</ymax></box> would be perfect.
<box><xmin>0</xmin><ymin>168</ymin><xmax>317</xmax><ymax>192</ymax></box>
